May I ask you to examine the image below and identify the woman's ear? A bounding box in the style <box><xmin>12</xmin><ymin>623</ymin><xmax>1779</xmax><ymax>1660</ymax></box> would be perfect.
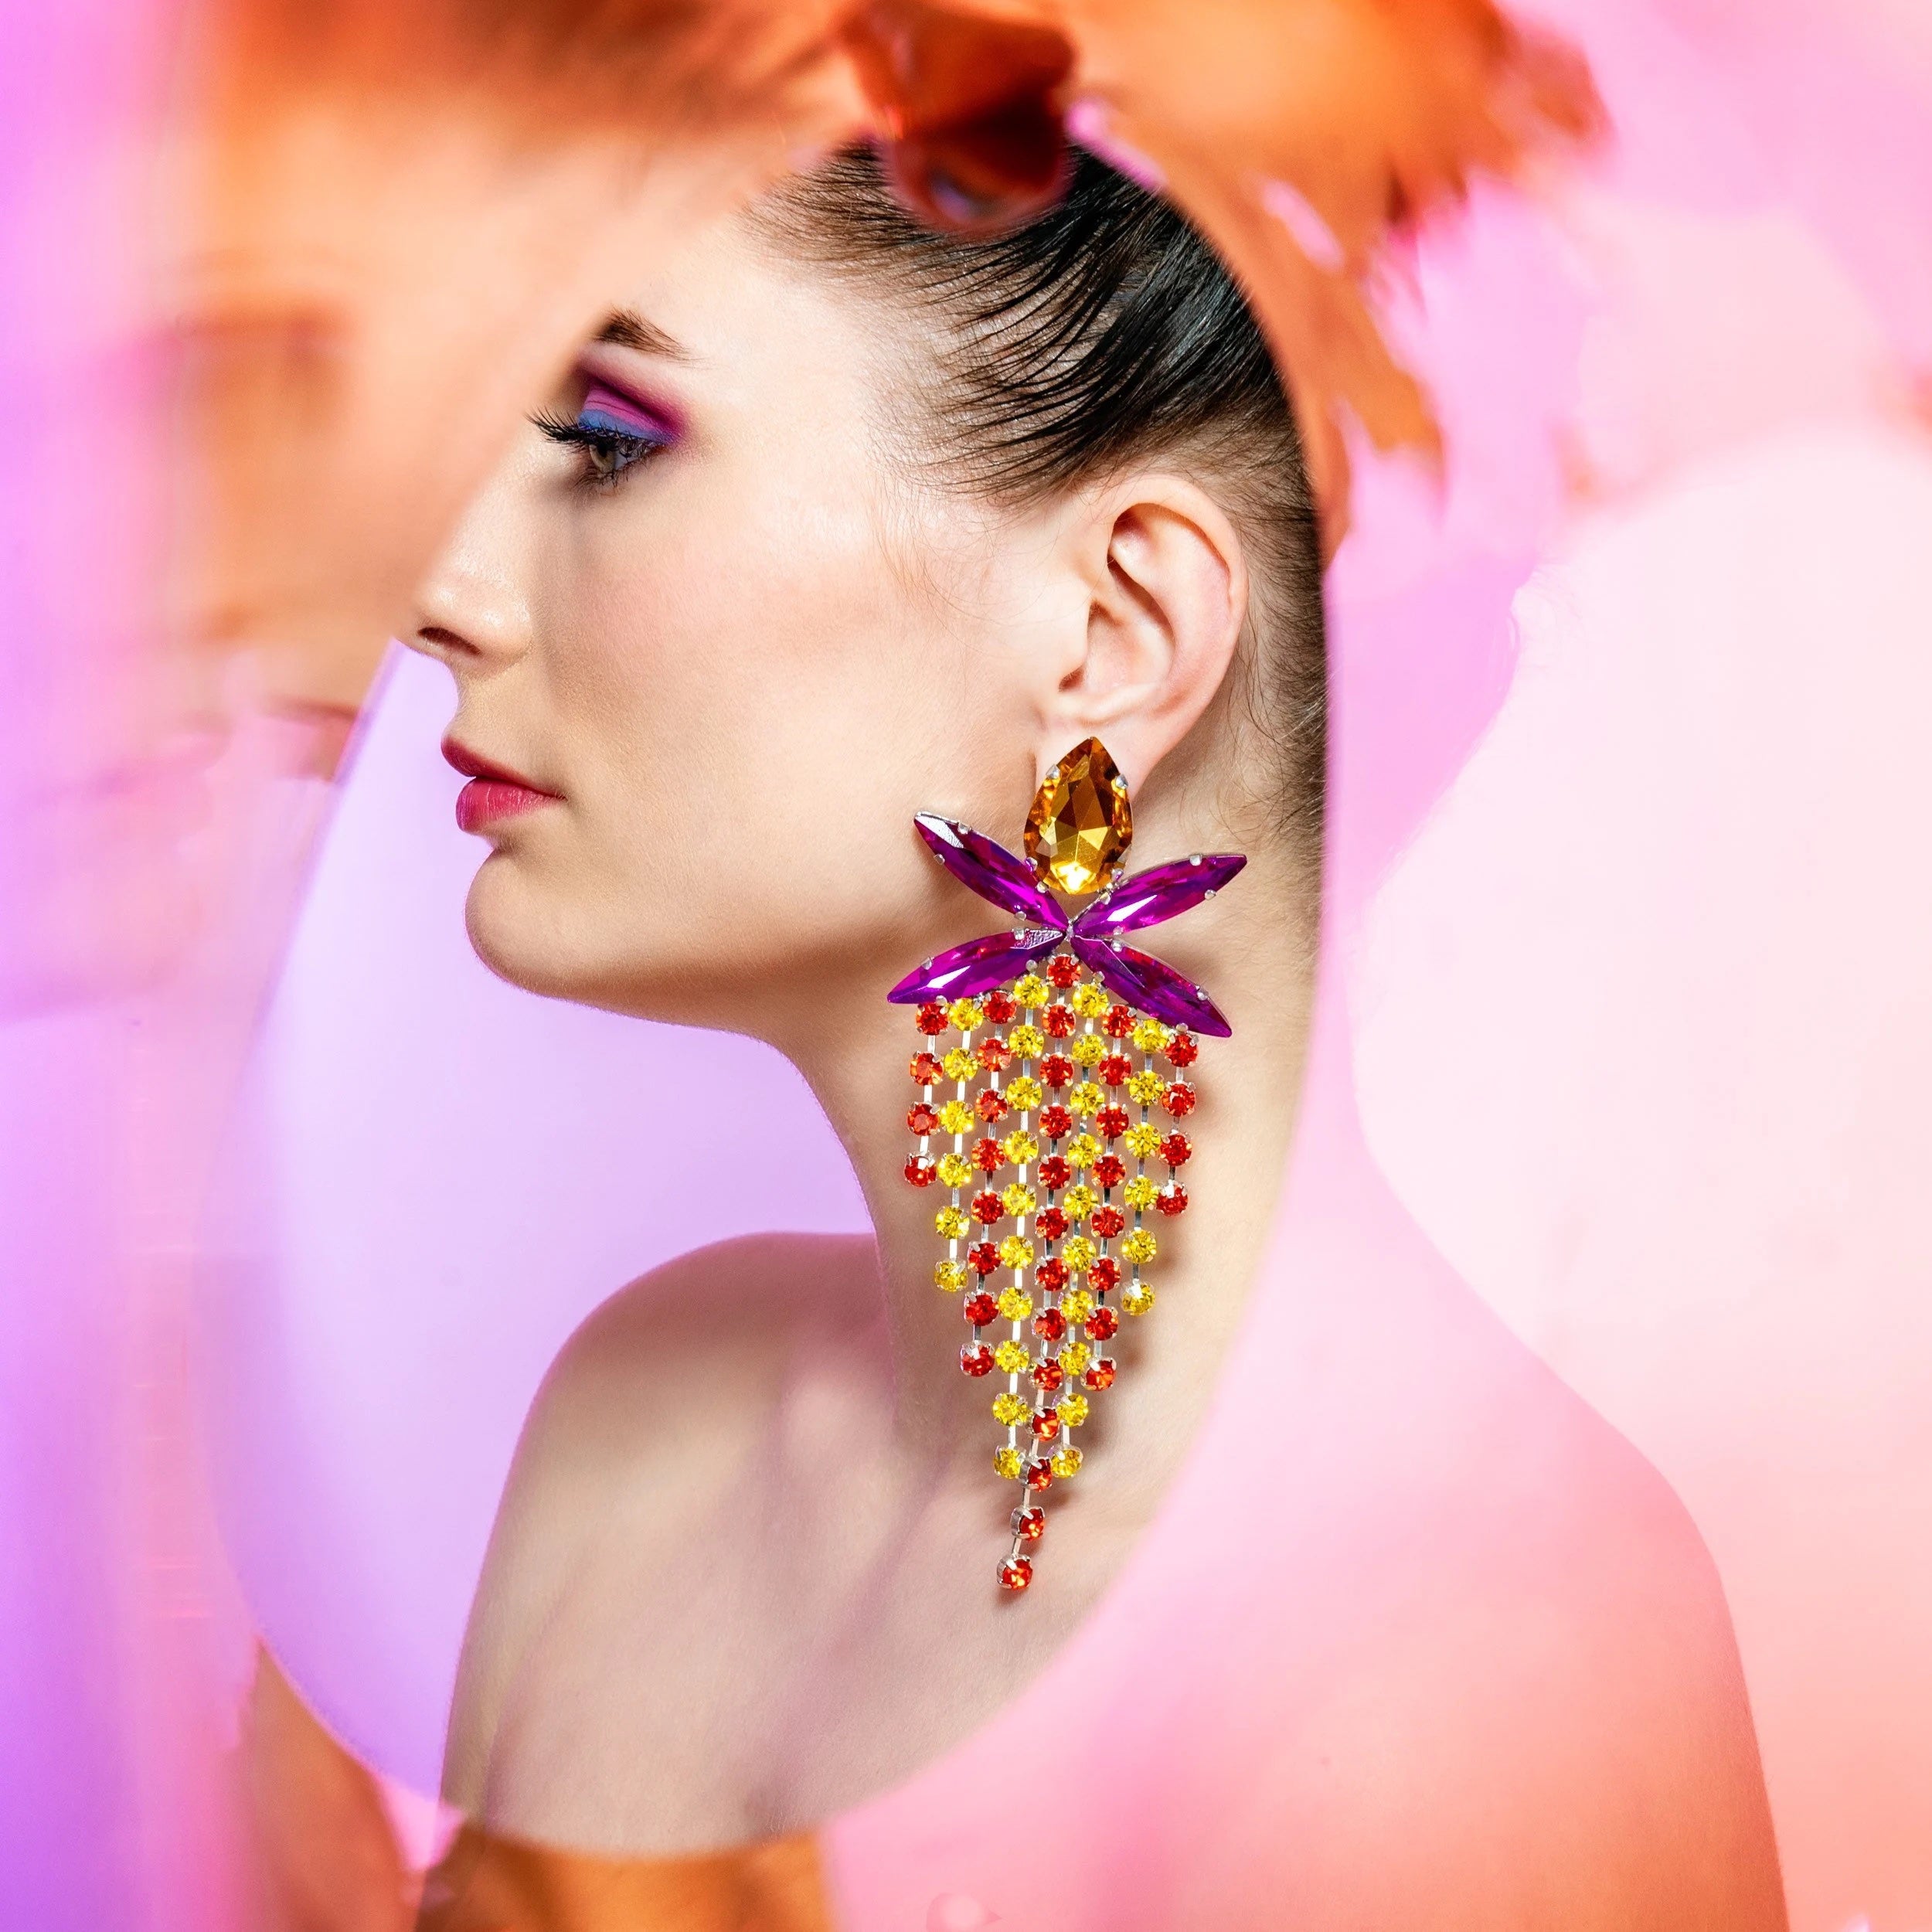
<box><xmin>1039</xmin><ymin>474</ymin><xmax>1247</xmax><ymax>794</ymax></box>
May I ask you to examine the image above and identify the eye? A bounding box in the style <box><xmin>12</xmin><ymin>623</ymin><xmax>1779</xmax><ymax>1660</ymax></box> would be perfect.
<box><xmin>532</xmin><ymin>379</ymin><xmax>679</xmax><ymax>490</ymax></box>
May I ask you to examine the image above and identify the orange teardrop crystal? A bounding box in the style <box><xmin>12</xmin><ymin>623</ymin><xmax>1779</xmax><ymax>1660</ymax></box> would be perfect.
<box><xmin>1025</xmin><ymin>737</ymin><xmax>1132</xmax><ymax>896</ymax></box>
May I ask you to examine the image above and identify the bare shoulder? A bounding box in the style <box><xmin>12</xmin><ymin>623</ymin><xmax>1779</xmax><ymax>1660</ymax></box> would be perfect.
<box><xmin>441</xmin><ymin>1232</ymin><xmax>883</xmax><ymax>1804</ymax></box>
<box><xmin>513</xmin><ymin>1230</ymin><xmax>879</xmax><ymax>1458</ymax></box>
<box><xmin>1258</xmin><ymin>1260</ymin><xmax>1790</xmax><ymax>1928</ymax></box>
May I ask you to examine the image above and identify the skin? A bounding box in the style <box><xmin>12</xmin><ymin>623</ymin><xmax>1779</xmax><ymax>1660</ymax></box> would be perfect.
<box><xmin>407</xmin><ymin>198</ymin><xmax>1787</xmax><ymax>1923</ymax></box>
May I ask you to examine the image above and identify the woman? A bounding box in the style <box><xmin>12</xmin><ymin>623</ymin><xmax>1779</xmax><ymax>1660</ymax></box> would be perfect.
<box><xmin>407</xmin><ymin>148</ymin><xmax>1785</xmax><ymax>1927</ymax></box>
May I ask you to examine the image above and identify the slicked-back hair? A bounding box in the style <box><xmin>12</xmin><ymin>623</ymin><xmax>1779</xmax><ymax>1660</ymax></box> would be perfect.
<box><xmin>757</xmin><ymin>143</ymin><xmax>1326</xmax><ymax>866</ymax></box>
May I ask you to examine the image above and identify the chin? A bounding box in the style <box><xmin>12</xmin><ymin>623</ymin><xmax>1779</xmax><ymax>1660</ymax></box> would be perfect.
<box><xmin>462</xmin><ymin>858</ymin><xmax>580</xmax><ymax>1001</ymax></box>
<box><xmin>461</xmin><ymin>857</ymin><xmax>710</xmax><ymax>1024</ymax></box>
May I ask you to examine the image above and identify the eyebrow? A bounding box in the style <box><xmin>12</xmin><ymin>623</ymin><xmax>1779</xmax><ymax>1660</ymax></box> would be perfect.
<box><xmin>593</xmin><ymin>308</ymin><xmax>690</xmax><ymax>362</ymax></box>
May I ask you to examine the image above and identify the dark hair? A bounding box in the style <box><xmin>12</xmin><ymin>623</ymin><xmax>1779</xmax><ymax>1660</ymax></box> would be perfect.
<box><xmin>757</xmin><ymin>142</ymin><xmax>1325</xmax><ymax>866</ymax></box>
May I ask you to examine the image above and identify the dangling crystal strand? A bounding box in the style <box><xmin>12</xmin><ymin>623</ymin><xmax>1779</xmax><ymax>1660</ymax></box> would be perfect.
<box><xmin>1005</xmin><ymin>974</ymin><xmax>1051</xmax><ymax>1499</ymax></box>
<box><xmin>1032</xmin><ymin>964</ymin><xmax>1083</xmax><ymax>1475</ymax></box>
<box><xmin>1103</xmin><ymin>1021</ymin><xmax>1153</xmax><ymax>1389</ymax></box>
<box><xmin>1051</xmin><ymin>935</ymin><xmax>1082</xmax><ymax>1492</ymax></box>
<box><xmin>906</xmin><ymin>1025</ymin><xmax>942</xmax><ymax>1191</ymax></box>
<box><xmin>907</xmin><ymin>1046</ymin><xmax>936</xmax><ymax>1195</ymax></box>
<box><xmin>940</xmin><ymin>1003</ymin><xmax>991</xmax><ymax>1365</ymax></box>
<box><xmin>962</xmin><ymin>1005</ymin><xmax>1012</xmax><ymax>1453</ymax></box>
<box><xmin>1045</xmin><ymin>944</ymin><xmax>1087</xmax><ymax>1497</ymax></box>
<box><xmin>991</xmin><ymin>1005</ymin><xmax>1022</xmax><ymax>1500</ymax></box>
<box><xmin>996</xmin><ymin>976</ymin><xmax>1044</xmax><ymax>1585</ymax></box>
<box><xmin>949</xmin><ymin>1011</ymin><xmax>971</xmax><ymax>1294</ymax></box>
<box><xmin>1038</xmin><ymin>954</ymin><xmax>1077</xmax><ymax>1512</ymax></box>
<box><xmin>1121</xmin><ymin>1025</ymin><xmax>1157</xmax><ymax>1320</ymax></box>
<box><xmin>1073</xmin><ymin>982</ymin><xmax>1109</xmax><ymax>1468</ymax></box>
<box><xmin>1138</xmin><ymin>1021</ymin><xmax>1162</xmax><ymax>1334</ymax></box>
<box><xmin>1026</xmin><ymin>963</ymin><xmax>1067</xmax><ymax>1558</ymax></box>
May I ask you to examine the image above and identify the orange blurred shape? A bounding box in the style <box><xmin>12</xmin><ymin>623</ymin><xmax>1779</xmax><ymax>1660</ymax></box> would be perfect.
<box><xmin>843</xmin><ymin>2</ymin><xmax>1075</xmax><ymax>233</ymax></box>
<box><xmin>1056</xmin><ymin>0</ymin><xmax>1602</xmax><ymax>541</ymax></box>
<box><xmin>170</xmin><ymin>0</ymin><xmax>1599</xmax><ymax>724</ymax></box>
<box><xmin>170</xmin><ymin>0</ymin><xmax>860</xmax><ymax>723</ymax></box>
<box><xmin>417</xmin><ymin>1827</ymin><xmax>833</xmax><ymax>1932</ymax></box>
<box><xmin>241</xmin><ymin>1651</ymin><xmax>415</xmax><ymax>1932</ymax></box>
<box><xmin>240</xmin><ymin>1648</ymin><xmax>832</xmax><ymax>1932</ymax></box>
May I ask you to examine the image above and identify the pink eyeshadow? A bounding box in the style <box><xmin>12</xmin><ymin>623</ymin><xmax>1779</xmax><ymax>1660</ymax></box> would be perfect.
<box><xmin>579</xmin><ymin>379</ymin><xmax>675</xmax><ymax>439</ymax></box>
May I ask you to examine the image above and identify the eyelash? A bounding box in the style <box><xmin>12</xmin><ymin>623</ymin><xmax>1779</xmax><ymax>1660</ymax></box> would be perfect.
<box><xmin>531</xmin><ymin>408</ymin><xmax>673</xmax><ymax>492</ymax></box>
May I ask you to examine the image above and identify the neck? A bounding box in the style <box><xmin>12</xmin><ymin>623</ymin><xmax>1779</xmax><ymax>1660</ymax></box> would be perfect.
<box><xmin>763</xmin><ymin>808</ymin><xmax>1318</xmax><ymax>1497</ymax></box>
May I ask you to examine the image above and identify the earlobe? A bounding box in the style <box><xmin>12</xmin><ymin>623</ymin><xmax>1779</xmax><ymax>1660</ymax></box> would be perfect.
<box><xmin>1043</xmin><ymin>478</ymin><xmax>1247</xmax><ymax>795</ymax></box>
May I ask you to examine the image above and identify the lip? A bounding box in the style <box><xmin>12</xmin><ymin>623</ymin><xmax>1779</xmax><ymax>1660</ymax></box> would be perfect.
<box><xmin>442</xmin><ymin>737</ymin><xmax>561</xmax><ymax>835</ymax></box>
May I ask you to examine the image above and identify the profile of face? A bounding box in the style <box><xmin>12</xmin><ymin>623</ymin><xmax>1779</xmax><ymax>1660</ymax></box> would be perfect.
<box><xmin>410</xmin><ymin>152</ymin><xmax>1319</xmax><ymax>1055</ymax></box>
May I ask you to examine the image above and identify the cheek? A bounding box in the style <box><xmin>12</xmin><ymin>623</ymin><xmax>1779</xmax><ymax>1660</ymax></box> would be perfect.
<box><xmin>529</xmin><ymin>461</ymin><xmax>1012</xmax><ymax>992</ymax></box>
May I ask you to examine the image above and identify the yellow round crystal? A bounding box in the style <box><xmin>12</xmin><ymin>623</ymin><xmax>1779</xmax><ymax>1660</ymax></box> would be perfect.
<box><xmin>1050</xmin><ymin>1444</ymin><xmax>1083</xmax><ymax>1478</ymax></box>
<box><xmin>1070</xmin><ymin>982</ymin><xmax>1110</xmax><ymax>1019</ymax></box>
<box><xmin>992</xmin><ymin>1391</ymin><xmax>1029</xmax><ymax>1425</ymax></box>
<box><xmin>937</xmin><ymin>1099</ymin><xmax>975</xmax><ymax>1135</ymax></box>
<box><xmin>1014</xmin><ymin>974</ymin><xmax>1050</xmax><ymax>1009</ymax></box>
<box><xmin>1001</xmin><ymin>1131</ymin><xmax>1039</xmax><ymax>1166</ymax></box>
<box><xmin>1000</xmin><ymin>1183</ymin><xmax>1037</xmax><ymax>1219</ymax></box>
<box><xmin>1126</xmin><ymin>1070</ymin><xmax>1166</xmax><ymax>1106</ymax></box>
<box><xmin>1124</xmin><ymin>1122</ymin><xmax>1163</xmax><ymax>1158</ymax></box>
<box><xmin>1061</xmin><ymin>1287</ymin><xmax>1095</xmax><ymax>1322</ymax></box>
<box><xmin>994</xmin><ymin>1339</ymin><xmax>1030</xmax><ymax>1373</ymax></box>
<box><xmin>1070</xmin><ymin>1032</ymin><xmax>1107</xmax><ymax>1066</ymax></box>
<box><xmin>937</xmin><ymin>1154</ymin><xmax>972</xmax><ymax>1189</ymax></box>
<box><xmin>1008</xmin><ymin>1024</ymin><xmax>1046</xmax><ymax>1059</ymax></box>
<box><xmin>1060</xmin><ymin>1183</ymin><xmax>1096</xmax><ymax>1220</ymax></box>
<box><xmin>1004</xmin><ymin>1075</ymin><xmax>1043</xmax><ymax>1111</ymax></box>
<box><xmin>1131</xmin><ymin>1018</ymin><xmax>1170</xmax><ymax>1053</ymax></box>
<box><xmin>947</xmin><ymin>998</ymin><xmax>985</xmax><ymax>1032</ymax></box>
<box><xmin>1060</xmin><ymin>1393</ymin><xmax>1090</xmax><ymax>1427</ymax></box>
<box><xmin>996</xmin><ymin>1286</ymin><xmax>1033</xmax><ymax>1321</ymax></box>
<box><xmin>998</xmin><ymin>1234</ymin><xmax>1035</xmax><ymax>1270</ymax></box>
<box><xmin>994</xmin><ymin>1446</ymin><xmax>1024</xmax><ymax>1479</ymax></box>
<box><xmin>941</xmin><ymin>1049</ymin><xmax>977</xmax><ymax>1082</ymax></box>
<box><xmin>1069</xmin><ymin>1081</ymin><xmax>1104</xmax><ymax>1117</ymax></box>
<box><xmin>934</xmin><ymin>1259</ymin><xmax>968</xmax><ymax>1292</ymax></box>
<box><xmin>1062</xmin><ymin>1234</ymin><xmax>1097</xmax><ymax>1270</ymax></box>
<box><xmin>1121</xmin><ymin>1228</ymin><xmax>1157</xmax><ymax>1264</ymax></box>
<box><xmin>1123</xmin><ymin>1175</ymin><xmax>1158</xmax><ymax>1211</ymax></box>
<box><xmin>1123</xmin><ymin>1281</ymin><xmax>1156</xmax><ymax>1315</ymax></box>
<box><xmin>1060</xmin><ymin>1339</ymin><xmax>1090</xmax><ymax>1375</ymax></box>
<box><xmin>1066</xmin><ymin>1134</ymin><xmax>1100</xmax><ymax>1168</ymax></box>
<box><xmin>934</xmin><ymin>1205</ymin><xmax>969</xmax><ymax>1239</ymax></box>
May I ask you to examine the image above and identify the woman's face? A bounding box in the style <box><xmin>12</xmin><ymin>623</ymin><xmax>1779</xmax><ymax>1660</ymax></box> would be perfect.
<box><xmin>412</xmin><ymin>206</ymin><xmax>1082</xmax><ymax>1040</ymax></box>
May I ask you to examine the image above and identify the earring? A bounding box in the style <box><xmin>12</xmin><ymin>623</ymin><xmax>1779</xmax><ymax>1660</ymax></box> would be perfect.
<box><xmin>889</xmin><ymin>737</ymin><xmax>1243</xmax><ymax>1592</ymax></box>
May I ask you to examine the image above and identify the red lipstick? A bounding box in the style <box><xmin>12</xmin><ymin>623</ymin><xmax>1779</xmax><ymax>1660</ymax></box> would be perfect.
<box><xmin>443</xmin><ymin>739</ymin><xmax>560</xmax><ymax>834</ymax></box>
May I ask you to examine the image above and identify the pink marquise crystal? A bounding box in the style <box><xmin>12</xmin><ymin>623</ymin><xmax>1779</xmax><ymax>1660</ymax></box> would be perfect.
<box><xmin>915</xmin><ymin>813</ymin><xmax>1063</xmax><ymax>927</ymax></box>
<box><xmin>1070</xmin><ymin>934</ymin><xmax>1231</xmax><ymax>1037</ymax></box>
<box><xmin>1073</xmin><ymin>852</ymin><xmax>1245</xmax><ymax>940</ymax></box>
<box><xmin>889</xmin><ymin>927</ymin><xmax>1063</xmax><ymax>1005</ymax></box>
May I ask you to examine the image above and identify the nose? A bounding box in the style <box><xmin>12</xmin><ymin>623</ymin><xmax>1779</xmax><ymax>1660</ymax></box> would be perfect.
<box><xmin>408</xmin><ymin>455</ymin><xmax>536</xmax><ymax>674</ymax></box>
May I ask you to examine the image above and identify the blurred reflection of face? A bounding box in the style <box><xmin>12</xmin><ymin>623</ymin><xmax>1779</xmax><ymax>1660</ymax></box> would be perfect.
<box><xmin>410</xmin><ymin>207</ymin><xmax>1069</xmax><ymax>1044</ymax></box>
